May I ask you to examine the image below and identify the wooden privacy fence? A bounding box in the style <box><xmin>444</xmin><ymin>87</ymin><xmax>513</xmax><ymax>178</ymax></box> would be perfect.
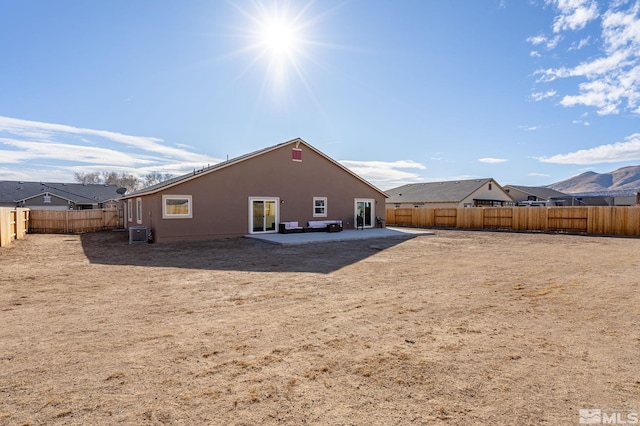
<box><xmin>29</xmin><ymin>209</ymin><xmax>121</xmax><ymax>234</ymax></box>
<box><xmin>386</xmin><ymin>206</ymin><xmax>640</xmax><ymax>237</ymax></box>
<box><xmin>0</xmin><ymin>208</ymin><xmax>29</xmax><ymax>247</ymax></box>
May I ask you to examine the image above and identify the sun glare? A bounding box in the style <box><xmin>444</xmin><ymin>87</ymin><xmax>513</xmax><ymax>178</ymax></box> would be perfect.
<box><xmin>263</xmin><ymin>19</ymin><xmax>296</xmax><ymax>56</ymax></box>
<box><xmin>230</xmin><ymin>1</ymin><xmax>323</xmax><ymax>101</ymax></box>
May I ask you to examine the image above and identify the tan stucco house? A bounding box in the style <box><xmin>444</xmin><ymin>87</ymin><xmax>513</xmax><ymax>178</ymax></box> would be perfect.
<box><xmin>503</xmin><ymin>185</ymin><xmax>566</xmax><ymax>206</ymax></box>
<box><xmin>121</xmin><ymin>138</ymin><xmax>387</xmax><ymax>242</ymax></box>
<box><xmin>385</xmin><ymin>178</ymin><xmax>514</xmax><ymax>209</ymax></box>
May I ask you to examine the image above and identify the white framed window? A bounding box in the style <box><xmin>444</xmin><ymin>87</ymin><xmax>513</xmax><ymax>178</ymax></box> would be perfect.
<box><xmin>127</xmin><ymin>200</ymin><xmax>133</xmax><ymax>222</ymax></box>
<box><xmin>136</xmin><ymin>198</ymin><xmax>142</xmax><ymax>224</ymax></box>
<box><xmin>162</xmin><ymin>195</ymin><xmax>192</xmax><ymax>219</ymax></box>
<box><xmin>313</xmin><ymin>197</ymin><xmax>327</xmax><ymax>217</ymax></box>
<box><xmin>43</xmin><ymin>195</ymin><xmax>51</xmax><ymax>203</ymax></box>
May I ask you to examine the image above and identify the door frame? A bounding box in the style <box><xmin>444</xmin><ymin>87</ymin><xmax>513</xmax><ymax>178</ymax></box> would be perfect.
<box><xmin>248</xmin><ymin>197</ymin><xmax>280</xmax><ymax>234</ymax></box>
<box><xmin>354</xmin><ymin>198</ymin><xmax>375</xmax><ymax>229</ymax></box>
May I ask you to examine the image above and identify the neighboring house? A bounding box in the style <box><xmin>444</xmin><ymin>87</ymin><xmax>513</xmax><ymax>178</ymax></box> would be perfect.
<box><xmin>505</xmin><ymin>185</ymin><xmax>638</xmax><ymax>206</ymax></box>
<box><xmin>120</xmin><ymin>138</ymin><xmax>388</xmax><ymax>243</ymax></box>
<box><xmin>503</xmin><ymin>185</ymin><xmax>567</xmax><ymax>206</ymax></box>
<box><xmin>386</xmin><ymin>178</ymin><xmax>514</xmax><ymax>209</ymax></box>
<box><xmin>0</xmin><ymin>181</ymin><xmax>124</xmax><ymax>210</ymax></box>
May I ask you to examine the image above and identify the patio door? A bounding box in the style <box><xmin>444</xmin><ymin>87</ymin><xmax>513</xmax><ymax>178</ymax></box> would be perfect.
<box><xmin>354</xmin><ymin>199</ymin><xmax>374</xmax><ymax>228</ymax></box>
<box><xmin>249</xmin><ymin>197</ymin><xmax>279</xmax><ymax>233</ymax></box>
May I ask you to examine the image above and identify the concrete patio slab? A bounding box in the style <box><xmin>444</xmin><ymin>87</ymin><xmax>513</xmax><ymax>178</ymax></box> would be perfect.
<box><xmin>244</xmin><ymin>226</ymin><xmax>434</xmax><ymax>245</ymax></box>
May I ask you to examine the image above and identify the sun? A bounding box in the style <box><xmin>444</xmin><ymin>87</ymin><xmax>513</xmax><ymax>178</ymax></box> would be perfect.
<box><xmin>253</xmin><ymin>4</ymin><xmax>306</xmax><ymax>90</ymax></box>
<box><xmin>231</xmin><ymin>1</ymin><xmax>320</xmax><ymax>99</ymax></box>
<box><xmin>262</xmin><ymin>18</ymin><xmax>297</xmax><ymax>57</ymax></box>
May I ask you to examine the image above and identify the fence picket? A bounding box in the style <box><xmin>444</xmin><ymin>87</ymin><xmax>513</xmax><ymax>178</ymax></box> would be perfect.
<box><xmin>386</xmin><ymin>206</ymin><xmax>640</xmax><ymax>236</ymax></box>
<box><xmin>28</xmin><ymin>209</ymin><xmax>121</xmax><ymax>234</ymax></box>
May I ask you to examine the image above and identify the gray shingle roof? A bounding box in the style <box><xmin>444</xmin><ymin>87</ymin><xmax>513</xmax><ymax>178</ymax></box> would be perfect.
<box><xmin>0</xmin><ymin>181</ymin><xmax>123</xmax><ymax>204</ymax></box>
<box><xmin>386</xmin><ymin>178</ymin><xmax>493</xmax><ymax>203</ymax></box>
<box><xmin>504</xmin><ymin>185</ymin><xmax>566</xmax><ymax>201</ymax></box>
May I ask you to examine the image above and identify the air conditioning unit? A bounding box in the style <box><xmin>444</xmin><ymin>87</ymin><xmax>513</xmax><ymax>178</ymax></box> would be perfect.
<box><xmin>129</xmin><ymin>226</ymin><xmax>148</xmax><ymax>244</ymax></box>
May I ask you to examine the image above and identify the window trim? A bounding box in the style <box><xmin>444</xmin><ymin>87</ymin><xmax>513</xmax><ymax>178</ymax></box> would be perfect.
<box><xmin>136</xmin><ymin>198</ymin><xmax>142</xmax><ymax>224</ymax></box>
<box><xmin>162</xmin><ymin>195</ymin><xmax>193</xmax><ymax>219</ymax></box>
<box><xmin>127</xmin><ymin>200</ymin><xmax>133</xmax><ymax>222</ymax></box>
<box><xmin>313</xmin><ymin>196</ymin><xmax>327</xmax><ymax>217</ymax></box>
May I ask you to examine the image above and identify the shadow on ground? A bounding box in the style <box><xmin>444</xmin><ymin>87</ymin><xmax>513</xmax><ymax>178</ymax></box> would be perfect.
<box><xmin>80</xmin><ymin>230</ymin><xmax>417</xmax><ymax>274</ymax></box>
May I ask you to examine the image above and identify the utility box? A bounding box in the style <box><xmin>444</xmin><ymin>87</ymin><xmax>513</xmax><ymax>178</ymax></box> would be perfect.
<box><xmin>129</xmin><ymin>226</ymin><xmax>148</xmax><ymax>244</ymax></box>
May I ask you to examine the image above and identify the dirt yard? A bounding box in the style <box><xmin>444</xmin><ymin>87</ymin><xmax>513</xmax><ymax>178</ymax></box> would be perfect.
<box><xmin>0</xmin><ymin>229</ymin><xmax>639</xmax><ymax>425</ymax></box>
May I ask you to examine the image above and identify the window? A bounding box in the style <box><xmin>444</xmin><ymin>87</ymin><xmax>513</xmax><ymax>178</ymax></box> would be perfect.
<box><xmin>488</xmin><ymin>183</ymin><xmax>493</xmax><ymax>190</ymax></box>
<box><xmin>43</xmin><ymin>195</ymin><xmax>51</xmax><ymax>203</ymax></box>
<box><xmin>136</xmin><ymin>198</ymin><xmax>142</xmax><ymax>224</ymax></box>
<box><xmin>292</xmin><ymin>148</ymin><xmax>302</xmax><ymax>162</ymax></box>
<box><xmin>313</xmin><ymin>197</ymin><xmax>327</xmax><ymax>217</ymax></box>
<box><xmin>163</xmin><ymin>195</ymin><xmax>192</xmax><ymax>219</ymax></box>
<box><xmin>127</xmin><ymin>200</ymin><xmax>133</xmax><ymax>222</ymax></box>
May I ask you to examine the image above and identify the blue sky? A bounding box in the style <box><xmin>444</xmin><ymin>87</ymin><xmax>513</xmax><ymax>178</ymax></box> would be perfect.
<box><xmin>1</xmin><ymin>0</ymin><xmax>640</xmax><ymax>190</ymax></box>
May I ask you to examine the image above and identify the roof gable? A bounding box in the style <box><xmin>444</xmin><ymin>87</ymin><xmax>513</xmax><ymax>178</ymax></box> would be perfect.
<box><xmin>123</xmin><ymin>138</ymin><xmax>387</xmax><ymax>198</ymax></box>
<box><xmin>504</xmin><ymin>185</ymin><xmax>566</xmax><ymax>201</ymax></box>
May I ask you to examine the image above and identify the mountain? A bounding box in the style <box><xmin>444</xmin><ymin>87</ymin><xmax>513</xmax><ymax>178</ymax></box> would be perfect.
<box><xmin>547</xmin><ymin>166</ymin><xmax>640</xmax><ymax>196</ymax></box>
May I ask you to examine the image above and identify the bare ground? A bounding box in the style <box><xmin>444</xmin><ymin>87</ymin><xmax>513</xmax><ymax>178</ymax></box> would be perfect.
<box><xmin>0</xmin><ymin>229</ymin><xmax>639</xmax><ymax>425</ymax></box>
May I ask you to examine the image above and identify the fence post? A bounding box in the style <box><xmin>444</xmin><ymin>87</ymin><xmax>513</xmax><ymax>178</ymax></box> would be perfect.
<box><xmin>0</xmin><ymin>208</ymin><xmax>8</xmax><ymax>247</ymax></box>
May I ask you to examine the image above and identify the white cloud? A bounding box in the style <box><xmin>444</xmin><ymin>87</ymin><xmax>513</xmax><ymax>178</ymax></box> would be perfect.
<box><xmin>547</xmin><ymin>0</ymin><xmax>600</xmax><ymax>32</ymax></box>
<box><xmin>0</xmin><ymin>167</ymin><xmax>72</xmax><ymax>182</ymax></box>
<box><xmin>0</xmin><ymin>138</ymin><xmax>152</xmax><ymax>166</ymax></box>
<box><xmin>526</xmin><ymin>34</ymin><xmax>562</xmax><ymax>49</ymax></box>
<box><xmin>478</xmin><ymin>157</ymin><xmax>509</xmax><ymax>163</ymax></box>
<box><xmin>0</xmin><ymin>116</ymin><xmax>216</xmax><ymax>163</ymax></box>
<box><xmin>519</xmin><ymin>125</ymin><xmax>542</xmax><ymax>131</ymax></box>
<box><xmin>537</xmin><ymin>133</ymin><xmax>640</xmax><ymax>164</ymax></box>
<box><xmin>569</xmin><ymin>36</ymin><xmax>591</xmax><ymax>50</ymax></box>
<box><xmin>528</xmin><ymin>172</ymin><xmax>551</xmax><ymax>177</ymax></box>
<box><xmin>572</xmin><ymin>119</ymin><xmax>591</xmax><ymax>125</ymax></box>
<box><xmin>533</xmin><ymin>2</ymin><xmax>640</xmax><ymax>115</ymax></box>
<box><xmin>527</xmin><ymin>35</ymin><xmax>547</xmax><ymax>45</ymax></box>
<box><xmin>339</xmin><ymin>159</ymin><xmax>427</xmax><ymax>189</ymax></box>
<box><xmin>0</xmin><ymin>115</ymin><xmax>222</xmax><ymax>181</ymax></box>
<box><xmin>530</xmin><ymin>90</ymin><xmax>557</xmax><ymax>101</ymax></box>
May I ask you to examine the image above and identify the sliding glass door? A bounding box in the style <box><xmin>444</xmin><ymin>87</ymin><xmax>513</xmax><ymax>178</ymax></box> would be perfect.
<box><xmin>249</xmin><ymin>198</ymin><xmax>278</xmax><ymax>233</ymax></box>
<box><xmin>355</xmin><ymin>199</ymin><xmax>374</xmax><ymax>228</ymax></box>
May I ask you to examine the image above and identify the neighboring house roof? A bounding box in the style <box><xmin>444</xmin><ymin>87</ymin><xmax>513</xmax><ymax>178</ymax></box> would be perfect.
<box><xmin>123</xmin><ymin>138</ymin><xmax>388</xmax><ymax>199</ymax></box>
<box><xmin>0</xmin><ymin>181</ymin><xmax>123</xmax><ymax>204</ymax></box>
<box><xmin>386</xmin><ymin>178</ymin><xmax>503</xmax><ymax>203</ymax></box>
<box><xmin>504</xmin><ymin>185</ymin><xmax>566</xmax><ymax>201</ymax></box>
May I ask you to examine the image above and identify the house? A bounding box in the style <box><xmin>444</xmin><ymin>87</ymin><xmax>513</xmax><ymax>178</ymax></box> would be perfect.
<box><xmin>120</xmin><ymin>138</ymin><xmax>388</xmax><ymax>243</ymax></box>
<box><xmin>503</xmin><ymin>185</ymin><xmax>566</xmax><ymax>206</ymax></box>
<box><xmin>385</xmin><ymin>178</ymin><xmax>514</xmax><ymax>209</ymax></box>
<box><xmin>0</xmin><ymin>181</ymin><xmax>124</xmax><ymax>210</ymax></box>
